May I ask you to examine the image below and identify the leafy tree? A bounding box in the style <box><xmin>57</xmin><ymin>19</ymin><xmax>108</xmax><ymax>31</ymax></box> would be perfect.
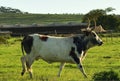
<box><xmin>97</xmin><ymin>15</ymin><xmax>120</xmax><ymax>31</ymax></box>
<box><xmin>83</xmin><ymin>7</ymin><xmax>115</xmax><ymax>27</ymax></box>
<box><xmin>0</xmin><ymin>6</ymin><xmax>27</xmax><ymax>14</ymax></box>
<box><xmin>105</xmin><ymin>7</ymin><xmax>116</xmax><ymax>13</ymax></box>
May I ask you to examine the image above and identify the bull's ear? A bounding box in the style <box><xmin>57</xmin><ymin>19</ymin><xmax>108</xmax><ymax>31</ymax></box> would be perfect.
<box><xmin>84</xmin><ymin>30</ymin><xmax>91</xmax><ymax>36</ymax></box>
<box><xmin>85</xmin><ymin>27</ymin><xmax>92</xmax><ymax>36</ymax></box>
<box><xmin>90</xmin><ymin>27</ymin><xmax>95</xmax><ymax>31</ymax></box>
<box><xmin>81</xmin><ymin>27</ymin><xmax>92</xmax><ymax>36</ymax></box>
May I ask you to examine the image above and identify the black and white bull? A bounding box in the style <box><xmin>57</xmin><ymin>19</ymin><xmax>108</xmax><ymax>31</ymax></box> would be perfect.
<box><xmin>21</xmin><ymin>30</ymin><xmax>103</xmax><ymax>78</ymax></box>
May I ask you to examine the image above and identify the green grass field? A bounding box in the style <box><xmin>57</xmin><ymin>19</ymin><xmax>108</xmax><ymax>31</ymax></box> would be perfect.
<box><xmin>0</xmin><ymin>14</ymin><xmax>83</xmax><ymax>25</ymax></box>
<box><xmin>0</xmin><ymin>37</ymin><xmax>120</xmax><ymax>81</ymax></box>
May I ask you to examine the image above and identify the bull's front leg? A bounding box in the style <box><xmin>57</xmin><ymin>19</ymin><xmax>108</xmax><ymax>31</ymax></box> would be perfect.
<box><xmin>77</xmin><ymin>58</ymin><xmax>87</xmax><ymax>78</ymax></box>
<box><xmin>81</xmin><ymin>51</ymin><xmax>87</xmax><ymax>61</ymax></box>
<box><xmin>57</xmin><ymin>62</ymin><xmax>65</xmax><ymax>77</ymax></box>
<box><xmin>72</xmin><ymin>56</ymin><xmax>87</xmax><ymax>78</ymax></box>
<box><xmin>69</xmin><ymin>48</ymin><xmax>87</xmax><ymax>78</ymax></box>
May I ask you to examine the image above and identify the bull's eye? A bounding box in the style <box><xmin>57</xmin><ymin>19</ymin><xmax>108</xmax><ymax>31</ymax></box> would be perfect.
<box><xmin>94</xmin><ymin>34</ymin><xmax>96</xmax><ymax>37</ymax></box>
<box><xmin>92</xmin><ymin>33</ymin><xmax>96</xmax><ymax>37</ymax></box>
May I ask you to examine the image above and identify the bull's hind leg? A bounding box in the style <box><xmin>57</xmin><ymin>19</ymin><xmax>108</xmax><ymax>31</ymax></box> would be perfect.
<box><xmin>26</xmin><ymin>61</ymin><xmax>33</xmax><ymax>78</ymax></box>
<box><xmin>21</xmin><ymin>55</ymin><xmax>34</xmax><ymax>78</ymax></box>
<box><xmin>26</xmin><ymin>56</ymin><xmax>35</xmax><ymax>78</ymax></box>
<box><xmin>21</xmin><ymin>56</ymin><xmax>27</xmax><ymax>76</ymax></box>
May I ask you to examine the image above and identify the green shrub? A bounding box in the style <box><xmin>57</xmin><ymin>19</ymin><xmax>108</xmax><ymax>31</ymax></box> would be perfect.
<box><xmin>0</xmin><ymin>36</ymin><xmax>7</xmax><ymax>44</ymax></box>
<box><xmin>0</xmin><ymin>35</ymin><xmax>11</xmax><ymax>44</ymax></box>
<box><xmin>92</xmin><ymin>70</ymin><xmax>120</xmax><ymax>81</ymax></box>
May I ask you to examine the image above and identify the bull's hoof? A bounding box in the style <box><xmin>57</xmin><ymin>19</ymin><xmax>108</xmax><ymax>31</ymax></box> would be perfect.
<box><xmin>21</xmin><ymin>72</ymin><xmax>24</xmax><ymax>76</ymax></box>
<box><xmin>84</xmin><ymin>75</ymin><xmax>87</xmax><ymax>78</ymax></box>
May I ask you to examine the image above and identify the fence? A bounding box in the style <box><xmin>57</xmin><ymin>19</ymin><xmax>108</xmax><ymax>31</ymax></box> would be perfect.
<box><xmin>0</xmin><ymin>24</ymin><xmax>87</xmax><ymax>36</ymax></box>
<box><xmin>0</xmin><ymin>24</ymin><xmax>120</xmax><ymax>43</ymax></box>
<box><xmin>99</xmin><ymin>32</ymin><xmax>120</xmax><ymax>43</ymax></box>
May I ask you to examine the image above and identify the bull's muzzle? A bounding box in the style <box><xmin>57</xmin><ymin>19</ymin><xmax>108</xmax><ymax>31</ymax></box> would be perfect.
<box><xmin>98</xmin><ymin>41</ymin><xmax>103</xmax><ymax>46</ymax></box>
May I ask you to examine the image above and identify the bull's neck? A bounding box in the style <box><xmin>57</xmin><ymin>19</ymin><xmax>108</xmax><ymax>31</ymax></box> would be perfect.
<box><xmin>82</xmin><ymin>38</ymin><xmax>93</xmax><ymax>50</ymax></box>
<box><xmin>82</xmin><ymin>40</ymin><xmax>89</xmax><ymax>51</ymax></box>
<box><xmin>73</xmin><ymin>36</ymin><xmax>88</xmax><ymax>54</ymax></box>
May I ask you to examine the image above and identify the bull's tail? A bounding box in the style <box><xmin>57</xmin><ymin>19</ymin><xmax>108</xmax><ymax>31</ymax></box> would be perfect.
<box><xmin>21</xmin><ymin>35</ymin><xmax>33</xmax><ymax>55</ymax></box>
<box><xmin>21</xmin><ymin>41</ymin><xmax>25</xmax><ymax>55</ymax></box>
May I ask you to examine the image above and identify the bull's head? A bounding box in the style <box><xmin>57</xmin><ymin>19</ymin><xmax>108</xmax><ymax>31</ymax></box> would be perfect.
<box><xmin>82</xmin><ymin>27</ymin><xmax>103</xmax><ymax>49</ymax></box>
<box><xmin>82</xmin><ymin>18</ymin><xmax>103</xmax><ymax>46</ymax></box>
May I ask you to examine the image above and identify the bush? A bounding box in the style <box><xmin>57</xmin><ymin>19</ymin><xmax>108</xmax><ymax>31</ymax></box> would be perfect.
<box><xmin>0</xmin><ymin>35</ymin><xmax>10</xmax><ymax>44</ymax></box>
<box><xmin>92</xmin><ymin>70</ymin><xmax>120</xmax><ymax>81</ymax></box>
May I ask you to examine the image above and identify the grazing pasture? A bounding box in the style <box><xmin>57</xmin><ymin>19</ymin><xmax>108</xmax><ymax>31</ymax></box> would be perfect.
<box><xmin>0</xmin><ymin>36</ymin><xmax>120</xmax><ymax>81</ymax></box>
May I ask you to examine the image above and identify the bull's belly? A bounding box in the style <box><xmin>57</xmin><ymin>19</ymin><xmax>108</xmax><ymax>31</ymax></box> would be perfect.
<box><xmin>43</xmin><ymin>57</ymin><xmax>74</xmax><ymax>63</ymax></box>
<box><xmin>37</xmin><ymin>53</ymin><xmax>74</xmax><ymax>63</ymax></box>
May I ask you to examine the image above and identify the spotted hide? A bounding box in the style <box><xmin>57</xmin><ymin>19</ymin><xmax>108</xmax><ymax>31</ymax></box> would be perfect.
<box><xmin>21</xmin><ymin>31</ymin><xmax>103</xmax><ymax>78</ymax></box>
